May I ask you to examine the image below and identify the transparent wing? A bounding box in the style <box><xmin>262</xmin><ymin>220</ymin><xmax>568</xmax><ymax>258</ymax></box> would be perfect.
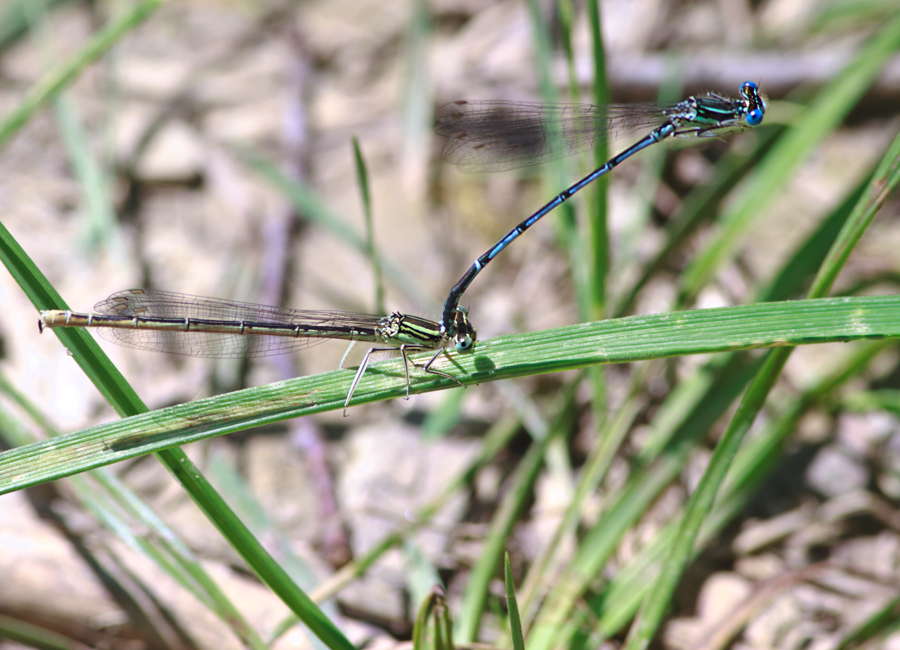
<box><xmin>92</xmin><ymin>289</ymin><xmax>384</xmax><ymax>359</ymax></box>
<box><xmin>435</xmin><ymin>100</ymin><xmax>672</xmax><ymax>173</ymax></box>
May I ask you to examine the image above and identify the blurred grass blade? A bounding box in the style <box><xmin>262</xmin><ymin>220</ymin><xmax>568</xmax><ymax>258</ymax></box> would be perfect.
<box><xmin>0</xmin><ymin>0</ymin><xmax>75</xmax><ymax>50</ymax></box>
<box><xmin>0</xmin><ymin>0</ymin><xmax>170</xmax><ymax>150</ymax></box>
<box><xmin>808</xmin><ymin>127</ymin><xmax>900</xmax><ymax>297</ymax></box>
<box><xmin>505</xmin><ymin>554</ymin><xmax>527</xmax><ymax>650</ymax></box>
<box><xmin>679</xmin><ymin>10</ymin><xmax>900</xmax><ymax>303</ymax></box>
<box><xmin>310</xmin><ymin>415</ymin><xmax>522</xmax><ymax>605</ymax></box>
<box><xmin>234</xmin><ymin>143</ymin><xmax>429</xmax><ymax>308</ymax></box>
<box><xmin>53</xmin><ymin>94</ymin><xmax>122</xmax><ymax>253</ymax></box>
<box><xmin>585</xmin><ymin>342</ymin><xmax>888</xmax><ymax>639</ymax></box>
<box><xmin>0</xmin><ymin>611</ymin><xmax>84</xmax><ymax>650</ymax></box>
<box><xmin>615</xmin><ymin>126</ymin><xmax>776</xmax><ymax>317</ymax></box>
<box><xmin>414</xmin><ymin>587</ymin><xmax>454</xmax><ymax>650</ymax></box>
<box><xmin>456</xmin><ymin>383</ymin><xmax>578</xmax><ymax>643</ymax></box>
<box><xmin>352</xmin><ymin>136</ymin><xmax>385</xmax><ymax>313</ymax></box>
<box><xmin>835</xmin><ymin>591</ymin><xmax>900</xmax><ymax>649</ymax></box>
<box><xmin>18</xmin><ymin>0</ymin><xmax>124</xmax><ymax>255</ymax></box>
<box><xmin>625</xmin><ymin>95</ymin><xmax>900</xmax><ymax>650</ymax></box>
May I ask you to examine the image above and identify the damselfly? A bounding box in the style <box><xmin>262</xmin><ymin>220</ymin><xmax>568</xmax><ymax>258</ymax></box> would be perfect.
<box><xmin>436</xmin><ymin>81</ymin><xmax>767</xmax><ymax>342</ymax></box>
<box><xmin>39</xmin><ymin>289</ymin><xmax>477</xmax><ymax>414</ymax></box>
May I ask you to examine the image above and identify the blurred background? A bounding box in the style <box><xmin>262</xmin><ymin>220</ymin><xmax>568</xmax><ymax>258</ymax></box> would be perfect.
<box><xmin>2</xmin><ymin>0</ymin><xmax>900</xmax><ymax>648</ymax></box>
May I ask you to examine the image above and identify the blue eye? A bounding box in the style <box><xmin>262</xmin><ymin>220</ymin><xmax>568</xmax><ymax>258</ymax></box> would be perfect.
<box><xmin>742</xmin><ymin>81</ymin><xmax>758</xmax><ymax>93</ymax></box>
<box><xmin>746</xmin><ymin>109</ymin><xmax>763</xmax><ymax>126</ymax></box>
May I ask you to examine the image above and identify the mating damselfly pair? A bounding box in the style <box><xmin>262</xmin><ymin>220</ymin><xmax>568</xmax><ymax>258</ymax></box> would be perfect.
<box><xmin>40</xmin><ymin>82</ymin><xmax>766</xmax><ymax>412</ymax></box>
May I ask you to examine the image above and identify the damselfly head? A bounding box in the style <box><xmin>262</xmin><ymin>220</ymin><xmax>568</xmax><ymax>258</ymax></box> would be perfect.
<box><xmin>740</xmin><ymin>81</ymin><xmax>766</xmax><ymax>127</ymax></box>
<box><xmin>452</xmin><ymin>307</ymin><xmax>477</xmax><ymax>352</ymax></box>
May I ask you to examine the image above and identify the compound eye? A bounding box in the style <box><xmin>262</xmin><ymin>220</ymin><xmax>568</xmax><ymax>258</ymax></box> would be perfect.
<box><xmin>455</xmin><ymin>334</ymin><xmax>473</xmax><ymax>352</ymax></box>
<box><xmin>746</xmin><ymin>109</ymin><xmax>764</xmax><ymax>126</ymax></box>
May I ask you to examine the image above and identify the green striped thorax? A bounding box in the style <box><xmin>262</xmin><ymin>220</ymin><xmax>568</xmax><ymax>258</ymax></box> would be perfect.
<box><xmin>666</xmin><ymin>80</ymin><xmax>766</xmax><ymax>135</ymax></box>
<box><xmin>382</xmin><ymin>308</ymin><xmax>476</xmax><ymax>353</ymax></box>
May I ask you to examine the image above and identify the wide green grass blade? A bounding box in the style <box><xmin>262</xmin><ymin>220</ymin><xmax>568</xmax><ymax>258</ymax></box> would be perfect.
<box><xmin>3</xmin><ymin>293</ymin><xmax>899</xmax><ymax>495</ymax></box>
